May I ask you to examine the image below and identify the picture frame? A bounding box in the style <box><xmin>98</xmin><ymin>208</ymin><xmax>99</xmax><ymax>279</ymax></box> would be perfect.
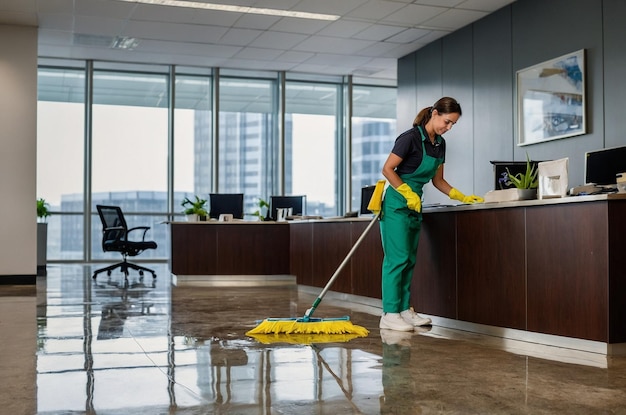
<box><xmin>517</xmin><ymin>49</ymin><xmax>586</xmax><ymax>146</ymax></box>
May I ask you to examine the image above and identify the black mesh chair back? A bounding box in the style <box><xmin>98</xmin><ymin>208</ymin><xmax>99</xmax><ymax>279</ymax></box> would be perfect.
<box><xmin>93</xmin><ymin>205</ymin><xmax>158</xmax><ymax>284</ymax></box>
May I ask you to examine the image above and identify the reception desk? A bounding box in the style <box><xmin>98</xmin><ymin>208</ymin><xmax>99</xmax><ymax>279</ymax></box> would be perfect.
<box><xmin>168</xmin><ymin>218</ymin><xmax>381</xmax><ymax>299</ymax></box>
<box><xmin>169</xmin><ymin>194</ymin><xmax>626</xmax><ymax>349</ymax></box>
<box><xmin>415</xmin><ymin>194</ymin><xmax>626</xmax><ymax>346</ymax></box>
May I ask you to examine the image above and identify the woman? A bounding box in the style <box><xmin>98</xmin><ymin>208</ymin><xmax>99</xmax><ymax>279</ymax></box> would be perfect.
<box><xmin>379</xmin><ymin>97</ymin><xmax>483</xmax><ymax>332</ymax></box>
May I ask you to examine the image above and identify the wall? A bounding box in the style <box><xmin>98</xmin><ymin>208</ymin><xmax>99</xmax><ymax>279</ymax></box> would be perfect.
<box><xmin>0</xmin><ymin>25</ymin><xmax>38</xmax><ymax>281</ymax></box>
<box><xmin>398</xmin><ymin>0</ymin><xmax>625</xmax><ymax>204</ymax></box>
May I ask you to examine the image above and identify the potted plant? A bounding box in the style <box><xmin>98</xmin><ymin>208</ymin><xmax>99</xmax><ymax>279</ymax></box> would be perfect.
<box><xmin>37</xmin><ymin>198</ymin><xmax>51</xmax><ymax>274</ymax></box>
<box><xmin>485</xmin><ymin>154</ymin><xmax>538</xmax><ymax>203</ymax></box>
<box><xmin>505</xmin><ymin>154</ymin><xmax>539</xmax><ymax>192</ymax></box>
<box><xmin>249</xmin><ymin>198</ymin><xmax>270</xmax><ymax>221</ymax></box>
<box><xmin>37</xmin><ymin>198</ymin><xmax>51</xmax><ymax>222</ymax></box>
<box><xmin>181</xmin><ymin>196</ymin><xmax>208</xmax><ymax>221</ymax></box>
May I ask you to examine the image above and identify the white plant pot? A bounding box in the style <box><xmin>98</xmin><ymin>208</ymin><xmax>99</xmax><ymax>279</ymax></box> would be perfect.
<box><xmin>484</xmin><ymin>188</ymin><xmax>537</xmax><ymax>203</ymax></box>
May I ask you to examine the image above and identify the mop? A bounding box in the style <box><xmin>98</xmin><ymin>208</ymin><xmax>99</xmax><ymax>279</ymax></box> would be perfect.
<box><xmin>246</xmin><ymin>180</ymin><xmax>386</xmax><ymax>337</ymax></box>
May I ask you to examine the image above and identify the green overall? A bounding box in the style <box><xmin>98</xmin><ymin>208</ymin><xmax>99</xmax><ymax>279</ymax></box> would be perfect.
<box><xmin>380</xmin><ymin>127</ymin><xmax>444</xmax><ymax>313</ymax></box>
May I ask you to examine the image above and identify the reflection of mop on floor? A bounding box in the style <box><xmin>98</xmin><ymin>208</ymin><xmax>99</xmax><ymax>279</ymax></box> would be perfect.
<box><xmin>311</xmin><ymin>344</ymin><xmax>366</xmax><ymax>415</ymax></box>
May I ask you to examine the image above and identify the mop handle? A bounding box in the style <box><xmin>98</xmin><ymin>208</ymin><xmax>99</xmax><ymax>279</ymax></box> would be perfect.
<box><xmin>304</xmin><ymin>212</ymin><xmax>380</xmax><ymax>320</ymax></box>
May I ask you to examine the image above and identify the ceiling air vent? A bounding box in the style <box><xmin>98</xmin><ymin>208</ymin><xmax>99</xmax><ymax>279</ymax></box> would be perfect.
<box><xmin>73</xmin><ymin>33</ymin><xmax>115</xmax><ymax>47</ymax></box>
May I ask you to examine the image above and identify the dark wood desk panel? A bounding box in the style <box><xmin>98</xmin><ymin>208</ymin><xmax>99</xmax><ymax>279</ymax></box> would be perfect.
<box><xmin>414</xmin><ymin>212</ymin><xmax>457</xmax><ymax>318</ymax></box>
<box><xmin>170</xmin><ymin>223</ymin><xmax>218</xmax><ymax>275</ymax></box>
<box><xmin>311</xmin><ymin>222</ymin><xmax>353</xmax><ymax>294</ymax></box>
<box><xmin>526</xmin><ymin>203</ymin><xmax>608</xmax><ymax>342</ymax></box>
<box><xmin>289</xmin><ymin>223</ymin><xmax>314</xmax><ymax>286</ymax></box>
<box><xmin>350</xmin><ymin>218</ymin><xmax>383</xmax><ymax>299</ymax></box>
<box><xmin>216</xmin><ymin>223</ymin><xmax>290</xmax><ymax>275</ymax></box>
<box><xmin>169</xmin><ymin>222</ymin><xmax>289</xmax><ymax>275</ymax></box>
<box><xmin>608</xmin><ymin>201</ymin><xmax>626</xmax><ymax>343</ymax></box>
<box><xmin>457</xmin><ymin>208</ymin><xmax>527</xmax><ymax>329</ymax></box>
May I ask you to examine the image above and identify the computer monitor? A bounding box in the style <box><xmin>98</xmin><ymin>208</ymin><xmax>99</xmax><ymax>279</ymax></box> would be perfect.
<box><xmin>584</xmin><ymin>146</ymin><xmax>626</xmax><ymax>185</ymax></box>
<box><xmin>360</xmin><ymin>185</ymin><xmax>377</xmax><ymax>215</ymax></box>
<box><xmin>208</xmin><ymin>193</ymin><xmax>244</xmax><ymax>219</ymax></box>
<box><xmin>270</xmin><ymin>195</ymin><xmax>305</xmax><ymax>221</ymax></box>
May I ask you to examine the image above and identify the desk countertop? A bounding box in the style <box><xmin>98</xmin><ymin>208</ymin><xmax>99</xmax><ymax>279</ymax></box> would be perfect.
<box><xmin>423</xmin><ymin>192</ymin><xmax>626</xmax><ymax>213</ymax></box>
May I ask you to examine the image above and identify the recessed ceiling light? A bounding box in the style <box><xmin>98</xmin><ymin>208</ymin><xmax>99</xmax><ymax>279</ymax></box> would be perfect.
<box><xmin>115</xmin><ymin>0</ymin><xmax>340</xmax><ymax>21</ymax></box>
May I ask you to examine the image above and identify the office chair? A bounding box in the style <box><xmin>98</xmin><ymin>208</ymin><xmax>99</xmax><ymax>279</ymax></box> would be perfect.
<box><xmin>93</xmin><ymin>205</ymin><xmax>158</xmax><ymax>283</ymax></box>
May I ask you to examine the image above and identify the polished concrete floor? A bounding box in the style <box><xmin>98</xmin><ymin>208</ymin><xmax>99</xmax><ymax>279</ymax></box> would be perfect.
<box><xmin>1</xmin><ymin>263</ymin><xmax>626</xmax><ymax>414</ymax></box>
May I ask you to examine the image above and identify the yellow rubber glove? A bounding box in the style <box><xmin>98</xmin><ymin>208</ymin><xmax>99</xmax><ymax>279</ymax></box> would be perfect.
<box><xmin>395</xmin><ymin>183</ymin><xmax>421</xmax><ymax>212</ymax></box>
<box><xmin>449</xmin><ymin>188</ymin><xmax>484</xmax><ymax>204</ymax></box>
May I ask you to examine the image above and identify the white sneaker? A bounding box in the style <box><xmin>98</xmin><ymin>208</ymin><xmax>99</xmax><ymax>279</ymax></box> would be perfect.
<box><xmin>400</xmin><ymin>309</ymin><xmax>432</xmax><ymax>327</ymax></box>
<box><xmin>379</xmin><ymin>312</ymin><xmax>414</xmax><ymax>332</ymax></box>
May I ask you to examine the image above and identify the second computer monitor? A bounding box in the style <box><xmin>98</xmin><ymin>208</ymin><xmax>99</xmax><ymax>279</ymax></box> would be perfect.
<box><xmin>209</xmin><ymin>193</ymin><xmax>244</xmax><ymax>219</ymax></box>
<box><xmin>360</xmin><ymin>185</ymin><xmax>377</xmax><ymax>215</ymax></box>
<box><xmin>270</xmin><ymin>195</ymin><xmax>305</xmax><ymax>221</ymax></box>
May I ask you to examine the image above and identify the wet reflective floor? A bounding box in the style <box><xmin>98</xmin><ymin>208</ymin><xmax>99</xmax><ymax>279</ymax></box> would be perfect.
<box><xmin>2</xmin><ymin>263</ymin><xmax>626</xmax><ymax>414</ymax></box>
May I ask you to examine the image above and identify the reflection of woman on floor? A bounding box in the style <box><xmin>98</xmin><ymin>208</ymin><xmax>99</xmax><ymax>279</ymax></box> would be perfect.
<box><xmin>380</xmin><ymin>330</ymin><xmax>421</xmax><ymax>414</ymax></box>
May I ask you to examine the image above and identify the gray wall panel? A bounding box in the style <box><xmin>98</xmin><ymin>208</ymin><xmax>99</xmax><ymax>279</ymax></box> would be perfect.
<box><xmin>401</xmin><ymin>0</ymin><xmax>617</xmax><ymax>195</ymax></box>
<box><xmin>415</xmin><ymin>40</ymin><xmax>443</xmax><ymax>113</ymax></box>
<box><xmin>397</xmin><ymin>53</ymin><xmax>417</xmax><ymax>135</ymax></box>
<box><xmin>603</xmin><ymin>0</ymin><xmax>626</xmax><ymax>149</ymax></box>
<box><xmin>511</xmin><ymin>0</ymin><xmax>604</xmax><ymax>187</ymax></box>
<box><xmin>473</xmin><ymin>7</ymin><xmax>513</xmax><ymax>195</ymax></box>
<box><xmin>440</xmin><ymin>26</ymin><xmax>475</xmax><ymax>200</ymax></box>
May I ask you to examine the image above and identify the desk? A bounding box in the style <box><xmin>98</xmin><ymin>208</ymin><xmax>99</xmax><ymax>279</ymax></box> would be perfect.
<box><xmin>169</xmin><ymin>221</ymin><xmax>290</xmax><ymax>276</ymax></box>
<box><xmin>415</xmin><ymin>194</ymin><xmax>626</xmax><ymax>345</ymax></box>
<box><xmin>169</xmin><ymin>218</ymin><xmax>383</xmax><ymax>298</ymax></box>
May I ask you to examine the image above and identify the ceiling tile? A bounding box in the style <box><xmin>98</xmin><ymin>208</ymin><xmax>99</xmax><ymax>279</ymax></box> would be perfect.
<box><xmin>385</xmin><ymin>27</ymin><xmax>433</xmax><ymax>43</ymax></box>
<box><xmin>293</xmin><ymin>35</ymin><xmax>375</xmax><ymax>54</ymax></box>
<box><xmin>290</xmin><ymin>0</ymin><xmax>368</xmax><ymax>15</ymax></box>
<box><xmin>269</xmin><ymin>16</ymin><xmax>332</xmax><ymax>35</ymax></box>
<box><xmin>423</xmin><ymin>9</ymin><xmax>488</xmax><ymax>30</ymax></box>
<box><xmin>381</xmin><ymin>4</ymin><xmax>448</xmax><ymax>26</ymax></box>
<box><xmin>315</xmin><ymin>20</ymin><xmax>372</xmax><ymax>38</ymax></box>
<box><xmin>125</xmin><ymin>20</ymin><xmax>229</xmax><ymax>43</ymax></box>
<box><xmin>232</xmin><ymin>13</ymin><xmax>281</xmax><ymax>30</ymax></box>
<box><xmin>249</xmin><ymin>30</ymin><xmax>308</xmax><ymax>49</ymax></box>
<box><xmin>345</xmin><ymin>0</ymin><xmax>406</xmax><ymax>20</ymax></box>
<box><xmin>352</xmin><ymin>24</ymin><xmax>406</xmax><ymax>41</ymax></box>
<box><xmin>219</xmin><ymin>28</ymin><xmax>264</xmax><ymax>46</ymax></box>
<box><xmin>276</xmin><ymin>50</ymin><xmax>315</xmax><ymax>63</ymax></box>
<box><xmin>233</xmin><ymin>46</ymin><xmax>284</xmax><ymax>60</ymax></box>
<box><xmin>458</xmin><ymin>0</ymin><xmax>516</xmax><ymax>12</ymax></box>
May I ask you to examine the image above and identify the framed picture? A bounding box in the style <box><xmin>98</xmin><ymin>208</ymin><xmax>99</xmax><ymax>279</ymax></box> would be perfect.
<box><xmin>517</xmin><ymin>49</ymin><xmax>586</xmax><ymax>146</ymax></box>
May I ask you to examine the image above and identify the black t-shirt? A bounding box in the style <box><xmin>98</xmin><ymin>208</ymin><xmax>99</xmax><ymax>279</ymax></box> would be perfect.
<box><xmin>391</xmin><ymin>126</ymin><xmax>446</xmax><ymax>175</ymax></box>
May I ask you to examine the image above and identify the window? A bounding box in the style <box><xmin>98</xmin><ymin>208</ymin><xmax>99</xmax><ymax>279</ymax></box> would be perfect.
<box><xmin>36</xmin><ymin>60</ymin><xmax>397</xmax><ymax>262</ymax></box>
<box><xmin>37</xmin><ymin>65</ymin><xmax>86</xmax><ymax>260</ymax></box>
<box><xmin>285</xmin><ymin>81</ymin><xmax>339</xmax><ymax>217</ymax></box>
<box><xmin>91</xmin><ymin>65</ymin><xmax>169</xmax><ymax>259</ymax></box>
<box><xmin>174</xmin><ymin>71</ymin><xmax>213</xmax><ymax>211</ymax></box>
<box><xmin>351</xmin><ymin>85</ymin><xmax>397</xmax><ymax>211</ymax></box>
<box><xmin>219</xmin><ymin>76</ymin><xmax>277</xmax><ymax>216</ymax></box>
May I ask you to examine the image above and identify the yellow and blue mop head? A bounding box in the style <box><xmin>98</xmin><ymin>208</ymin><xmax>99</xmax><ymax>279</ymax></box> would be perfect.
<box><xmin>246</xmin><ymin>315</ymin><xmax>369</xmax><ymax>337</ymax></box>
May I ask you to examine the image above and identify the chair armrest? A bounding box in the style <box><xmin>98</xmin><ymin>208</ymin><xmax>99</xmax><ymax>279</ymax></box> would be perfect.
<box><xmin>127</xmin><ymin>226</ymin><xmax>151</xmax><ymax>241</ymax></box>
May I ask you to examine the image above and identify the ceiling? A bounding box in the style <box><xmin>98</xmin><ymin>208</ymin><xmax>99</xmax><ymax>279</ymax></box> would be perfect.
<box><xmin>1</xmin><ymin>0</ymin><xmax>516</xmax><ymax>82</ymax></box>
